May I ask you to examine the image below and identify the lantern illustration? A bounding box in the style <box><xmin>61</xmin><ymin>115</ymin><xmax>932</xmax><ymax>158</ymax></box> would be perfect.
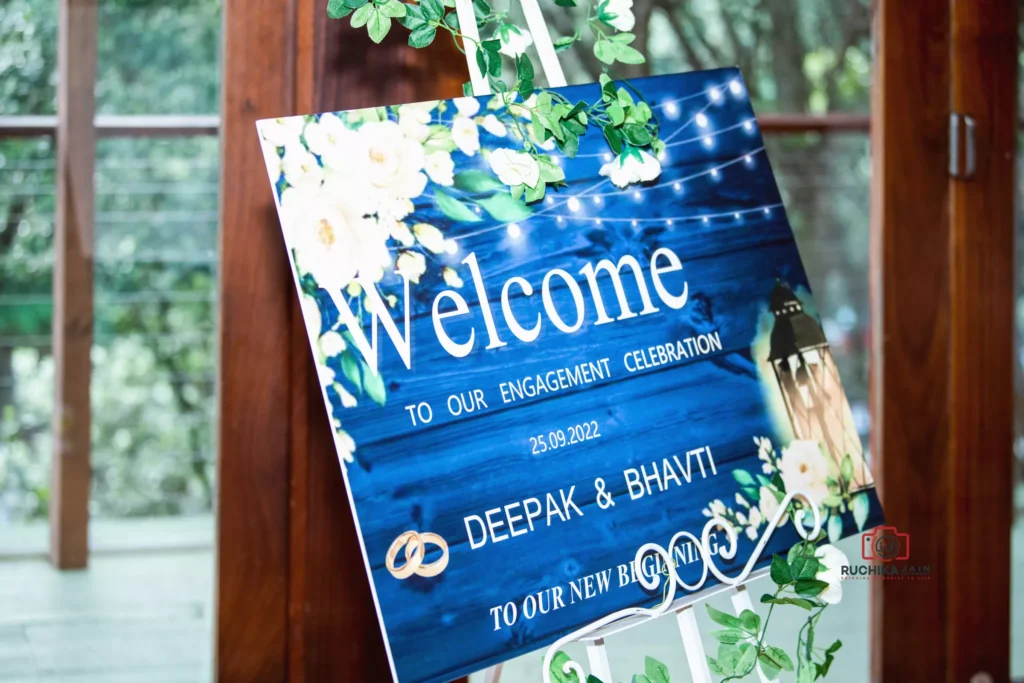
<box><xmin>767</xmin><ymin>280</ymin><xmax>869</xmax><ymax>489</ymax></box>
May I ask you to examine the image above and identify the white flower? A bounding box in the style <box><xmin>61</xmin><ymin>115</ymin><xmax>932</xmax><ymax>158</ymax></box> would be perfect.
<box><xmin>390</xmin><ymin>221</ymin><xmax>415</xmax><ymax>247</ymax></box>
<box><xmin>600</xmin><ymin>0</ymin><xmax>635</xmax><ymax>31</ymax></box>
<box><xmin>317</xmin><ymin>363</ymin><xmax>336</xmax><ymax>389</ymax></box>
<box><xmin>318</xmin><ymin>330</ymin><xmax>346</xmax><ymax>357</ymax></box>
<box><xmin>260</xmin><ymin>116</ymin><xmax>305</xmax><ymax>148</ymax></box>
<box><xmin>338</xmin><ymin>385</ymin><xmax>357</xmax><ymax>408</ymax></box>
<box><xmin>300</xmin><ymin>293</ymin><xmax>322</xmax><ymax>341</ymax></box>
<box><xmin>303</xmin><ymin>113</ymin><xmax>359</xmax><ymax>170</ymax></box>
<box><xmin>452</xmin><ymin>116</ymin><xmax>480</xmax><ymax>156</ymax></box>
<box><xmin>488</xmin><ymin>148</ymin><xmax>540</xmax><ymax>188</ymax></box>
<box><xmin>396</xmin><ymin>251</ymin><xmax>427</xmax><ymax>283</ymax></box>
<box><xmin>758</xmin><ymin>486</ymin><xmax>788</xmax><ymax>526</ymax></box>
<box><xmin>290</xmin><ymin>188</ymin><xmax>390</xmax><ymax>291</ymax></box>
<box><xmin>599</xmin><ymin>150</ymin><xmax>661</xmax><ymax>188</ymax></box>
<box><xmin>748</xmin><ymin>506</ymin><xmax>762</xmax><ymax>529</ymax></box>
<box><xmin>412</xmin><ymin>223</ymin><xmax>446</xmax><ymax>253</ymax></box>
<box><xmin>481</xmin><ymin>114</ymin><xmax>507</xmax><ymax>137</ymax></box>
<box><xmin>398</xmin><ymin>102</ymin><xmax>437</xmax><ymax>142</ymax></box>
<box><xmin>762</xmin><ymin>462</ymin><xmax>774</xmax><ymax>475</ymax></box>
<box><xmin>453</xmin><ymin>97</ymin><xmax>481</xmax><ymax>118</ymax></box>
<box><xmin>442</xmin><ymin>266</ymin><xmax>464</xmax><ymax>288</ymax></box>
<box><xmin>424</xmin><ymin>150</ymin><xmax>455</xmax><ymax>186</ymax></box>
<box><xmin>336</xmin><ymin>428</ymin><xmax>356</xmax><ymax>464</ymax></box>
<box><xmin>755</xmin><ymin>436</ymin><xmax>773</xmax><ymax>461</ymax></box>
<box><xmin>735</xmin><ymin>492</ymin><xmax>749</xmax><ymax>508</ymax></box>
<box><xmin>736</xmin><ymin>511</ymin><xmax>747</xmax><ymax>525</ymax></box>
<box><xmin>358</xmin><ymin>120</ymin><xmax>428</xmax><ymax>205</ymax></box>
<box><xmin>263</xmin><ymin>143</ymin><xmax>282</xmax><ymax>185</ymax></box>
<box><xmin>777</xmin><ymin>440</ymin><xmax>832</xmax><ymax>509</ymax></box>
<box><xmin>745</xmin><ymin>525</ymin><xmax>758</xmax><ymax>541</ymax></box>
<box><xmin>709</xmin><ymin>499</ymin><xmax>726</xmax><ymax>516</ymax></box>
<box><xmin>498</xmin><ymin>27</ymin><xmax>533</xmax><ymax>58</ymax></box>
<box><xmin>282</xmin><ymin>144</ymin><xmax>324</xmax><ymax>192</ymax></box>
<box><xmin>815</xmin><ymin>544</ymin><xmax>850</xmax><ymax>605</ymax></box>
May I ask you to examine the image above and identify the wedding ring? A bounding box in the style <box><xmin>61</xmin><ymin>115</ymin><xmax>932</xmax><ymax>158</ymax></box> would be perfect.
<box><xmin>385</xmin><ymin>530</ymin><xmax>450</xmax><ymax>580</ymax></box>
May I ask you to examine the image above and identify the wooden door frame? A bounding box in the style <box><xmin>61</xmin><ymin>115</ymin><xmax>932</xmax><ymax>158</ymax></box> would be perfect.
<box><xmin>870</xmin><ymin>1</ymin><xmax>1016</xmax><ymax>681</ymax></box>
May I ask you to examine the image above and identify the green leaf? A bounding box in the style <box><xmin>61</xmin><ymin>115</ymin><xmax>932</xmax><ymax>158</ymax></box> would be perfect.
<box><xmin>794</xmin><ymin>578</ymin><xmax>830</xmax><ymax>597</ymax></box>
<box><xmin>603</xmin><ymin>124</ymin><xmax>623</xmax><ymax>154</ymax></box>
<box><xmin>453</xmin><ymin>170</ymin><xmax>505</xmax><ymax>193</ymax></box>
<box><xmin>791</xmin><ymin>553</ymin><xmax>819</xmax><ymax>580</ymax></box>
<box><xmin>716</xmin><ymin>643</ymin><xmax>742</xmax><ymax>674</ymax></box>
<box><xmin>706</xmin><ymin>604</ymin><xmax>743</xmax><ymax>630</ymax></box>
<box><xmin>635</xmin><ymin>101</ymin><xmax>652</xmax><ymax>123</ymax></box>
<box><xmin>554</xmin><ymin>35</ymin><xmax>576</xmax><ymax>52</ymax></box>
<box><xmin>400</xmin><ymin>2</ymin><xmax>425</xmax><ymax>27</ymax></box>
<box><xmin>421</xmin><ymin>0</ymin><xmax>444</xmax><ymax>20</ymax></box>
<box><xmin>610</xmin><ymin>31</ymin><xmax>635</xmax><ymax>43</ymax></box>
<box><xmin>367</xmin><ymin>9</ymin><xmax>392</xmax><ymax>43</ymax></box>
<box><xmin>763</xmin><ymin>646</ymin><xmax>794</xmax><ymax>672</ymax></box>
<box><xmin>586</xmin><ymin>677</ymin><xmax>605</xmax><ymax>683</ymax></box>
<box><xmin>482</xmin><ymin>38</ymin><xmax>501</xmax><ymax>52</ymax></box>
<box><xmin>515</xmin><ymin>54</ymin><xmax>535</xmax><ymax>83</ymax></box>
<box><xmin>607</xmin><ymin>102</ymin><xmax>625</xmax><ymax>126</ymax></box>
<box><xmin>327</xmin><ymin>0</ymin><xmax>353</xmax><ymax>18</ymax></box>
<box><xmin>524</xmin><ymin>180</ymin><xmax>546</xmax><ymax>203</ymax></box>
<box><xmin>537</xmin><ymin>159</ymin><xmax>565</xmax><ymax>184</ymax></box>
<box><xmin>475</xmin><ymin>49</ymin><xmax>488</xmax><ymax>80</ymax></box>
<box><xmin>841</xmin><ymin>454</ymin><xmax>854</xmax><ymax>484</ymax></box>
<box><xmin>342</xmin><ymin>0</ymin><xmax>369</xmax><ymax>7</ymax></box>
<box><xmin>706</xmin><ymin>657</ymin><xmax>726</xmax><ymax>677</ymax></box>
<box><xmin>623</xmin><ymin>123</ymin><xmax>651</xmax><ymax>146</ymax></box>
<box><xmin>362</xmin><ymin>365</ymin><xmax>386</xmax><ymax>406</ymax></box>
<box><xmin>549</xmin><ymin>651</ymin><xmax>582</xmax><ymax>683</ymax></box>
<box><xmin>350</xmin><ymin>3</ymin><xmax>373</xmax><ymax>27</ymax></box>
<box><xmin>758</xmin><ymin>653</ymin><xmax>782</xmax><ymax>681</ymax></box>
<box><xmin>554</xmin><ymin>0</ymin><xmax>576</xmax><ymax>5</ymax></box>
<box><xmin>435</xmin><ymin>189</ymin><xmax>482</xmax><ymax>222</ymax></box>
<box><xmin>557</xmin><ymin>131</ymin><xmax>579</xmax><ymax>158</ymax></box>
<box><xmin>827</xmin><ymin>513</ymin><xmax>843</xmax><ymax>543</ymax></box>
<box><xmin>632</xmin><ymin>675</ymin><xmax>652</xmax><ymax>683</ymax></box>
<box><xmin>736</xmin><ymin>645</ymin><xmax>757</xmax><ymax>677</ymax></box>
<box><xmin>732</xmin><ymin>469</ymin><xmax>756</xmax><ymax>487</ymax></box>
<box><xmin>594</xmin><ymin>40</ymin><xmax>616</xmax><ymax>65</ymax></box>
<box><xmin>409</xmin><ymin>24</ymin><xmax>437</xmax><ymax>47</ymax></box>
<box><xmin>475</xmin><ymin>192</ymin><xmax>532</xmax><ymax>221</ymax></box>
<box><xmin>710</xmin><ymin>628</ymin><xmax>748</xmax><ymax>645</ymax></box>
<box><xmin>644</xmin><ymin>656</ymin><xmax>669</xmax><ymax>683</ymax></box>
<box><xmin>613</xmin><ymin>42</ymin><xmax>645</xmax><ymax>64</ymax></box>
<box><xmin>852</xmin><ymin>491</ymin><xmax>870</xmax><ymax>531</ymax></box>
<box><xmin>770</xmin><ymin>554</ymin><xmax>793</xmax><ymax>585</ymax></box>
<box><xmin>340</xmin><ymin>352</ymin><xmax>362</xmax><ymax>392</ymax></box>
<box><xmin>462</xmin><ymin>81</ymin><xmax>473</xmax><ymax>97</ymax></box>
<box><xmin>739</xmin><ymin>609</ymin><xmax>760</xmax><ymax>635</ymax></box>
<box><xmin>378</xmin><ymin>0</ymin><xmax>407</xmax><ymax>17</ymax></box>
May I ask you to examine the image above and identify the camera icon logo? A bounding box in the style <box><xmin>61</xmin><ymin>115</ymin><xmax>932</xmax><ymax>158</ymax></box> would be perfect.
<box><xmin>862</xmin><ymin>525</ymin><xmax>910</xmax><ymax>562</ymax></box>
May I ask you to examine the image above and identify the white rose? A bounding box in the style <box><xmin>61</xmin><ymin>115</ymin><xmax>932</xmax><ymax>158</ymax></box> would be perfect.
<box><xmin>397</xmin><ymin>102</ymin><xmax>436</xmax><ymax>142</ymax></box>
<box><xmin>599</xmin><ymin>149</ymin><xmax>661</xmax><ymax>188</ymax></box>
<box><xmin>336</xmin><ymin>428</ymin><xmax>356</xmax><ymax>464</ymax></box>
<box><xmin>303</xmin><ymin>113</ymin><xmax>360</xmax><ymax>170</ymax></box>
<box><xmin>424</xmin><ymin>150</ymin><xmax>455</xmax><ymax>186</ymax></box>
<box><xmin>452</xmin><ymin>116</ymin><xmax>480</xmax><ymax>156</ymax></box>
<box><xmin>815</xmin><ymin>544</ymin><xmax>850</xmax><ymax>605</ymax></box>
<box><xmin>290</xmin><ymin>189</ymin><xmax>390</xmax><ymax>291</ymax></box>
<box><xmin>263</xmin><ymin>142</ymin><xmax>282</xmax><ymax>185</ymax></box>
<box><xmin>318</xmin><ymin>330</ymin><xmax>346</xmax><ymax>357</ymax></box>
<box><xmin>412</xmin><ymin>223</ymin><xmax>446</xmax><ymax>254</ymax></box>
<box><xmin>757</xmin><ymin>486</ymin><xmax>789</xmax><ymax>527</ymax></box>
<box><xmin>453</xmin><ymin>97</ymin><xmax>481</xmax><ymax>118</ymax></box>
<box><xmin>778</xmin><ymin>440</ymin><xmax>832</xmax><ymax>509</ymax></box>
<box><xmin>481</xmin><ymin>114</ymin><xmax>507</xmax><ymax>137</ymax></box>
<box><xmin>282</xmin><ymin>143</ymin><xmax>324</xmax><ymax>192</ymax></box>
<box><xmin>600</xmin><ymin>0</ymin><xmax>635</xmax><ymax>31</ymax></box>
<box><xmin>358</xmin><ymin>120</ymin><xmax>428</xmax><ymax>205</ymax></box>
<box><xmin>488</xmin><ymin>148</ymin><xmax>540</xmax><ymax>188</ymax></box>
<box><xmin>260</xmin><ymin>116</ymin><xmax>305</xmax><ymax>148</ymax></box>
<box><xmin>396</xmin><ymin>251</ymin><xmax>427</xmax><ymax>283</ymax></box>
<box><xmin>498</xmin><ymin>27</ymin><xmax>533</xmax><ymax>58</ymax></box>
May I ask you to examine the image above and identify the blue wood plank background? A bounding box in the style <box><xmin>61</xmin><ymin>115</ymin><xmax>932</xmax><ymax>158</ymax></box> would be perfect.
<box><xmin>272</xmin><ymin>68</ymin><xmax>885</xmax><ymax>683</ymax></box>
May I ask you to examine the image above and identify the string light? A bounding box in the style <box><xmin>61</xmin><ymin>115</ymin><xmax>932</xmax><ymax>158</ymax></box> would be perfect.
<box><xmin>744</xmin><ymin>154</ymin><xmax>753</xmax><ymax>165</ymax></box>
<box><xmin>702</xmin><ymin>216</ymin><xmax>709</xmax><ymax>224</ymax></box>
<box><xmin>729</xmin><ymin>79</ymin><xmax>743</xmax><ymax>96</ymax></box>
<box><xmin>507</xmin><ymin>223</ymin><xmax>522</xmax><ymax>239</ymax></box>
<box><xmin>673</xmin><ymin>182</ymin><xmax>682</xmax><ymax>192</ymax></box>
<box><xmin>743</xmin><ymin>120</ymin><xmax>755</xmax><ymax>132</ymax></box>
<box><xmin>632</xmin><ymin>190</ymin><xmax>642</xmax><ymax>201</ymax></box>
<box><xmin>708</xmin><ymin>87</ymin><xmax>722</xmax><ymax>102</ymax></box>
<box><xmin>734</xmin><ymin>212</ymin><xmax>741</xmax><ymax>220</ymax></box>
<box><xmin>663</xmin><ymin>101</ymin><xmax>680</xmax><ymax>120</ymax></box>
<box><xmin>710</xmin><ymin>168</ymin><xmax>720</xmax><ymax>178</ymax></box>
<box><xmin>666</xmin><ymin>219</ymin><xmax>674</xmax><ymax>227</ymax></box>
<box><xmin>764</xmin><ymin>207</ymin><xmax>772</xmax><ymax>215</ymax></box>
<box><xmin>593</xmin><ymin>196</ymin><xmax>602</xmax><ymax>206</ymax></box>
<box><xmin>473</xmin><ymin>205</ymin><xmax>483</xmax><ymax>215</ymax></box>
<box><xmin>556</xmin><ymin>216</ymin><xmax>564</xmax><ymax>225</ymax></box>
<box><xmin>545</xmin><ymin>196</ymin><xmax>555</xmax><ymax>205</ymax></box>
<box><xmin>567</xmin><ymin>197</ymin><xmax>581</xmax><ymax>212</ymax></box>
<box><xmin>603</xmin><ymin>152</ymin><xmax>613</xmax><ymax>162</ymax></box>
<box><xmin>695</xmin><ymin>112</ymin><xmax>709</xmax><ymax>128</ymax></box>
<box><xmin>631</xmin><ymin>219</ymin><xmax>638</xmax><ymax>227</ymax></box>
<box><xmin>702</xmin><ymin>136</ymin><xmax>714</xmax><ymax>148</ymax></box>
<box><xmin>537</xmin><ymin>203</ymin><xmax>783</xmax><ymax>226</ymax></box>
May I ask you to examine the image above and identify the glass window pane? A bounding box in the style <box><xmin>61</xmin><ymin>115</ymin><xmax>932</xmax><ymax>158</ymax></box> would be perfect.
<box><xmin>0</xmin><ymin>0</ymin><xmax>57</xmax><ymax>115</ymax></box>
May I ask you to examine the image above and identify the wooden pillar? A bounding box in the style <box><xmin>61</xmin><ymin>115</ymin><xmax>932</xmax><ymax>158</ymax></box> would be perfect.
<box><xmin>51</xmin><ymin>0</ymin><xmax>97</xmax><ymax>570</ymax></box>
<box><xmin>871</xmin><ymin>1</ymin><xmax>1016</xmax><ymax>681</ymax></box>
<box><xmin>946</xmin><ymin>0</ymin><xmax>1016</xmax><ymax>680</ymax></box>
<box><xmin>218</xmin><ymin>0</ymin><xmax>466</xmax><ymax>679</ymax></box>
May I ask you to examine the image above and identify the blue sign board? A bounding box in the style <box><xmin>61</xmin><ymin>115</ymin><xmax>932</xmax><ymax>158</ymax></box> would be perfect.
<box><xmin>257</xmin><ymin>68</ymin><xmax>884</xmax><ymax>683</ymax></box>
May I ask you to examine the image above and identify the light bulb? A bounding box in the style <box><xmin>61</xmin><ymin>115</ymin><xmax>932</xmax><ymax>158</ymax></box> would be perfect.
<box><xmin>673</xmin><ymin>182</ymin><xmax>682</xmax><ymax>192</ymax></box>
<box><xmin>695</xmin><ymin>112</ymin><xmax>709</xmax><ymax>128</ymax></box>
<box><xmin>445</xmin><ymin>239</ymin><xmax>458</xmax><ymax>255</ymax></box>
<box><xmin>631</xmin><ymin>219</ymin><xmax>638</xmax><ymax>227</ymax></box>
<box><xmin>702</xmin><ymin>136</ymin><xmax>713</xmax><ymax>148</ymax></box>
<box><xmin>663</xmin><ymin>101</ymin><xmax>680</xmax><ymax>120</ymax></box>
<box><xmin>743</xmin><ymin>120</ymin><xmax>754</xmax><ymax>132</ymax></box>
<box><xmin>764</xmin><ymin>207</ymin><xmax>771</xmax><ymax>215</ymax></box>
<box><xmin>710</xmin><ymin>168</ymin><xmax>720</xmax><ymax>178</ymax></box>
<box><xmin>556</xmin><ymin>216</ymin><xmax>564</xmax><ymax>225</ymax></box>
<box><xmin>702</xmin><ymin>216</ymin><xmax>709</xmax><ymax>224</ymax></box>
<box><xmin>729</xmin><ymin>79</ymin><xmax>743</xmax><ymax>96</ymax></box>
<box><xmin>567</xmin><ymin>197</ymin><xmax>581</xmax><ymax>212</ymax></box>
<box><xmin>507</xmin><ymin>223</ymin><xmax>522</xmax><ymax>239</ymax></box>
<box><xmin>603</xmin><ymin>152</ymin><xmax>613</xmax><ymax>162</ymax></box>
<box><xmin>734</xmin><ymin>212</ymin><xmax>741</xmax><ymax>220</ymax></box>
<box><xmin>632</xmin><ymin>190</ymin><xmax>642</xmax><ymax>201</ymax></box>
<box><xmin>709</xmin><ymin>87</ymin><xmax>722</xmax><ymax>102</ymax></box>
<box><xmin>595</xmin><ymin>219</ymin><xmax>602</xmax><ymax>226</ymax></box>
<box><xmin>666</xmin><ymin>219</ymin><xmax>674</xmax><ymax>227</ymax></box>
<box><xmin>593</xmin><ymin>196</ymin><xmax>602</xmax><ymax>206</ymax></box>
<box><xmin>545</xmin><ymin>196</ymin><xmax>555</xmax><ymax>205</ymax></box>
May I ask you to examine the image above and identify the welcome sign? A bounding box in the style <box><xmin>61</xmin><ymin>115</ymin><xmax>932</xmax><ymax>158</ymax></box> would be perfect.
<box><xmin>257</xmin><ymin>68</ymin><xmax>884</xmax><ymax>683</ymax></box>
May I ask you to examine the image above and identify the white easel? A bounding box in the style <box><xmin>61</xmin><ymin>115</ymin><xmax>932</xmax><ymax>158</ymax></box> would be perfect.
<box><xmin>450</xmin><ymin>6</ymin><xmax>818</xmax><ymax>680</ymax></box>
